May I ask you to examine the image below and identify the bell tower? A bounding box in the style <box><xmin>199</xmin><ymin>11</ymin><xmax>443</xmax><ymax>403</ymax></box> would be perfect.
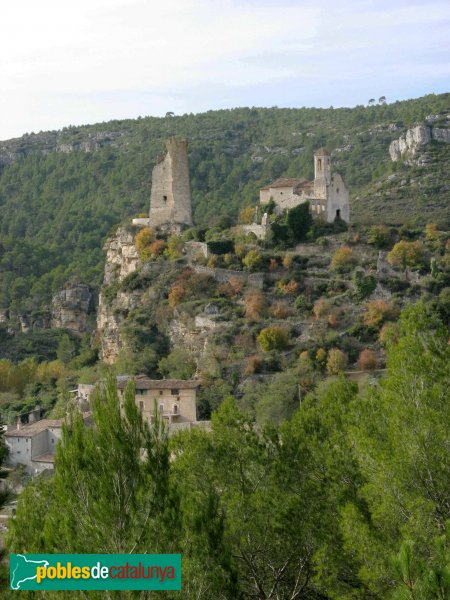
<box><xmin>313</xmin><ymin>148</ymin><xmax>331</xmax><ymax>198</ymax></box>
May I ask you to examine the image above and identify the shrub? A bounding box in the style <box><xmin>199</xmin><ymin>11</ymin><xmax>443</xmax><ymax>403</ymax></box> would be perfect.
<box><xmin>327</xmin><ymin>312</ymin><xmax>338</xmax><ymax>328</ymax></box>
<box><xmin>208</xmin><ymin>240</ymin><xmax>235</xmax><ymax>255</ymax></box>
<box><xmin>168</xmin><ymin>284</ymin><xmax>186</xmax><ymax>308</ymax></box>
<box><xmin>313</xmin><ymin>298</ymin><xmax>332</xmax><ymax>319</ymax></box>
<box><xmin>243</xmin><ymin>355</ymin><xmax>262</xmax><ymax>376</ymax></box>
<box><xmin>378</xmin><ymin>322</ymin><xmax>399</xmax><ymax>346</ymax></box>
<box><xmin>353</xmin><ymin>270</ymin><xmax>377</xmax><ymax>301</ymax></box>
<box><xmin>387</xmin><ymin>240</ymin><xmax>426</xmax><ymax>278</ymax></box>
<box><xmin>164</xmin><ymin>235</ymin><xmax>184</xmax><ymax>260</ymax></box>
<box><xmin>315</xmin><ymin>347</ymin><xmax>327</xmax><ymax>364</ymax></box>
<box><xmin>257</xmin><ymin>326</ymin><xmax>290</xmax><ymax>352</ymax></box>
<box><xmin>357</xmin><ymin>348</ymin><xmax>378</xmax><ymax>370</ymax></box>
<box><xmin>277</xmin><ymin>279</ymin><xmax>300</xmax><ymax>296</ymax></box>
<box><xmin>326</xmin><ymin>348</ymin><xmax>348</xmax><ymax>374</ymax></box>
<box><xmin>425</xmin><ymin>223</ymin><xmax>439</xmax><ymax>243</ymax></box>
<box><xmin>148</xmin><ymin>239</ymin><xmax>166</xmax><ymax>258</ymax></box>
<box><xmin>367</xmin><ymin>225</ymin><xmax>389</xmax><ymax>248</ymax></box>
<box><xmin>270</xmin><ymin>302</ymin><xmax>292</xmax><ymax>319</ymax></box>
<box><xmin>243</xmin><ymin>250</ymin><xmax>262</xmax><ymax>271</ymax></box>
<box><xmin>244</xmin><ymin>290</ymin><xmax>265</xmax><ymax>320</ymax></box>
<box><xmin>330</xmin><ymin>246</ymin><xmax>357</xmax><ymax>271</ymax></box>
<box><xmin>134</xmin><ymin>227</ymin><xmax>155</xmax><ymax>258</ymax></box>
<box><xmin>268</xmin><ymin>258</ymin><xmax>278</xmax><ymax>272</ymax></box>
<box><xmin>239</xmin><ymin>207</ymin><xmax>256</xmax><ymax>225</ymax></box>
<box><xmin>363</xmin><ymin>299</ymin><xmax>398</xmax><ymax>328</ymax></box>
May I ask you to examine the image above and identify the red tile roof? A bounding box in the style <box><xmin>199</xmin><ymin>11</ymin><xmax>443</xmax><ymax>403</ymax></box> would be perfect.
<box><xmin>260</xmin><ymin>177</ymin><xmax>310</xmax><ymax>191</ymax></box>
<box><xmin>118</xmin><ymin>377</ymin><xmax>200</xmax><ymax>390</ymax></box>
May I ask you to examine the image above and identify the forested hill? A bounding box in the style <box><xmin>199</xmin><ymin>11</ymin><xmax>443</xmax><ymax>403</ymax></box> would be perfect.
<box><xmin>0</xmin><ymin>92</ymin><xmax>449</xmax><ymax>314</ymax></box>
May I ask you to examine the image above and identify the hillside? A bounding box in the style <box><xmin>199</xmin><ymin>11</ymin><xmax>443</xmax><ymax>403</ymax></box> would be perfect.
<box><xmin>0</xmin><ymin>93</ymin><xmax>449</xmax><ymax>316</ymax></box>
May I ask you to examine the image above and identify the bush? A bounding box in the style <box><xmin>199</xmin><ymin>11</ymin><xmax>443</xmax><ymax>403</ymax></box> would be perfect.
<box><xmin>270</xmin><ymin>302</ymin><xmax>292</xmax><ymax>319</ymax></box>
<box><xmin>326</xmin><ymin>348</ymin><xmax>348</xmax><ymax>374</ymax></box>
<box><xmin>207</xmin><ymin>240</ymin><xmax>235</xmax><ymax>255</ymax></box>
<box><xmin>244</xmin><ymin>290</ymin><xmax>265</xmax><ymax>320</ymax></box>
<box><xmin>134</xmin><ymin>227</ymin><xmax>155</xmax><ymax>258</ymax></box>
<box><xmin>363</xmin><ymin>299</ymin><xmax>398</xmax><ymax>328</ymax></box>
<box><xmin>367</xmin><ymin>225</ymin><xmax>390</xmax><ymax>248</ymax></box>
<box><xmin>243</xmin><ymin>250</ymin><xmax>262</xmax><ymax>271</ymax></box>
<box><xmin>330</xmin><ymin>246</ymin><xmax>357</xmax><ymax>271</ymax></box>
<box><xmin>353</xmin><ymin>270</ymin><xmax>377</xmax><ymax>301</ymax></box>
<box><xmin>313</xmin><ymin>298</ymin><xmax>332</xmax><ymax>319</ymax></box>
<box><xmin>257</xmin><ymin>326</ymin><xmax>290</xmax><ymax>352</ymax></box>
<box><xmin>387</xmin><ymin>240</ymin><xmax>426</xmax><ymax>277</ymax></box>
<box><xmin>357</xmin><ymin>348</ymin><xmax>378</xmax><ymax>370</ymax></box>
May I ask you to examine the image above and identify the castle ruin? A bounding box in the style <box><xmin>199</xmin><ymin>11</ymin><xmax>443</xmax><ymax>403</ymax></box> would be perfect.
<box><xmin>148</xmin><ymin>137</ymin><xmax>193</xmax><ymax>232</ymax></box>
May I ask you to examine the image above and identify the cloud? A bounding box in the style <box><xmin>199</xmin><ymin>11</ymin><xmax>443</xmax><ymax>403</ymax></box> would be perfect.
<box><xmin>0</xmin><ymin>0</ymin><xmax>449</xmax><ymax>138</ymax></box>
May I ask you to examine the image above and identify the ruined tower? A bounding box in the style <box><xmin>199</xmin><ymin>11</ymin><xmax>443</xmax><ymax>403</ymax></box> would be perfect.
<box><xmin>149</xmin><ymin>138</ymin><xmax>193</xmax><ymax>231</ymax></box>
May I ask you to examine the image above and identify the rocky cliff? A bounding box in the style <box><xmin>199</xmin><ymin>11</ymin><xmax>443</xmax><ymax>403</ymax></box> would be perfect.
<box><xmin>51</xmin><ymin>284</ymin><xmax>96</xmax><ymax>334</ymax></box>
<box><xmin>389</xmin><ymin>123</ymin><xmax>450</xmax><ymax>161</ymax></box>
<box><xmin>97</xmin><ymin>225</ymin><xmax>141</xmax><ymax>363</ymax></box>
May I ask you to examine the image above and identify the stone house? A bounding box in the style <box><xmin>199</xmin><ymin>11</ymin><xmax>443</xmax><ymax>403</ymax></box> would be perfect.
<box><xmin>117</xmin><ymin>376</ymin><xmax>200</xmax><ymax>431</ymax></box>
<box><xmin>5</xmin><ymin>413</ymin><xmax>92</xmax><ymax>475</ymax></box>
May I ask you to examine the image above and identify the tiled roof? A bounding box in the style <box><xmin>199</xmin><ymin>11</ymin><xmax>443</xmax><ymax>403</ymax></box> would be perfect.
<box><xmin>261</xmin><ymin>177</ymin><xmax>310</xmax><ymax>190</ymax></box>
<box><xmin>5</xmin><ymin>412</ymin><xmax>92</xmax><ymax>438</ymax></box>
<box><xmin>118</xmin><ymin>377</ymin><xmax>200</xmax><ymax>390</ymax></box>
<box><xmin>5</xmin><ymin>419</ymin><xmax>63</xmax><ymax>438</ymax></box>
<box><xmin>33</xmin><ymin>453</ymin><xmax>55</xmax><ymax>464</ymax></box>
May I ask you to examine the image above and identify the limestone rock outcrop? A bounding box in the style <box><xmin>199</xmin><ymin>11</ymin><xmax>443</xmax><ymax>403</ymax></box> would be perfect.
<box><xmin>389</xmin><ymin>124</ymin><xmax>450</xmax><ymax>161</ymax></box>
<box><xmin>51</xmin><ymin>284</ymin><xmax>95</xmax><ymax>333</ymax></box>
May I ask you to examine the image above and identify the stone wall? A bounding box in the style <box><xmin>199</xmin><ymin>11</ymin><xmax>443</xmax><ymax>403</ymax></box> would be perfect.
<box><xmin>149</xmin><ymin>138</ymin><xmax>193</xmax><ymax>229</ymax></box>
<box><xmin>191</xmin><ymin>264</ymin><xmax>265</xmax><ymax>289</ymax></box>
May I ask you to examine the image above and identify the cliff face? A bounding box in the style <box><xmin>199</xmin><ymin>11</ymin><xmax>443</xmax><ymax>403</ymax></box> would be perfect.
<box><xmin>0</xmin><ymin>130</ymin><xmax>123</xmax><ymax>167</ymax></box>
<box><xmin>97</xmin><ymin>226</ymin><xmax>141</xmax><ymax>363</ymax></box>
<box><xmin>51</xmin><ymin>284</ymin><xmax>95</xmax><ymax>334</ymax></box>
<box><xmin>389</xmin><ymin>124</ymin><xmax>450</xmax><ymax>161</ymax></box>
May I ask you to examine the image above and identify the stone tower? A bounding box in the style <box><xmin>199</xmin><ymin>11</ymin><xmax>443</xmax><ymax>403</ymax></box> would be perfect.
<box><xmin>149</xmin><ymin>138</ymin><xmax>193</xmax><ymax>231</ymax></box>
<box><xmin>313</xmin><ymin>147</ymin><xmax>331</xmax><ymax>199</ymax></box>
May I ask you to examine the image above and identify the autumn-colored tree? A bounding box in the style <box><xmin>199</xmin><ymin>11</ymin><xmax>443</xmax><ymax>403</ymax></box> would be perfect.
<box><xmin>425</xmin><ymin>223</ymin><xmax>439</xmax><ymax>243</ymax></box>
<box><xmin>168</xmin><ymin>283</ymin><xmax>186</xmax><ymax>307</ymax></box>
<box><xmin>330</xmin><ymin>246</ymin><xmax>357</xmax><ymax>271</ymax></box>
<box><xmin>257</xmin><ymin>326</ymin><xmax>290</xmax><ymax>352</ymax></box>
<box><xmin>134</xmin><ymin>227</ymin><xmax>155</xmax><ymax>258</ymax></box>
<box><xmin>357</xmin><ymin>348</ymin><xmax>378</xmax><ymax>370</ymax></box>
<box><xmin>243</xmin><ymin>249</ymin><xmax>262</xmax><ymax>271</ymax></box>
<box><xmin>387</xmin><ymin>240</ymin><xmax>425</xmax><ymax>278</ymax></box>
<box><xmin>268</xmin><ymin>258</ymin><xmax>278</xmax><ymax>272</ymax></box>
<box><xmin>328</xmin><ymin>312</ymin><xmax>338</xmax><ymax>328</ymax></box>
<box><xmin>277</xmin><ymin>279</ymin><xmax>300</xmax><ymax>296</ymax></box>
<box><xmin>326</xmin><ymin>348</ymin><xmax>348</xmax><ymax>374</ymax></box>
<box><xmin>270</xmin><ymin>302</ymin><xmax>292</xmax><ymax>319</ymax></box>
<box><xmin>244</xmin><ymin>355</ymin><xmax>263</xmax><ymax>376</ymax></box>
<box><xmin>364</xmin><ymin>299</ymin><xmax>398</xmax><ymax>328</ymax></box>
<box><xmin>313</xmin><ymin>298</ymin><xmax>332</xmax><ymax>319</ymax></box>
<box><xmin>378</xmin><ymin>321</ymin><xmax>399</xmax><ymax>346</ymax></box>
<box><xmin>148</xmin><ymin>239</ymin><xmax>166</xmax><ymax>258</ymax></box>
<box><xmin>244</xmin><ymin>289</ymin><xmax>265</xmax><ymax>320</ymax></box>
<box><xmin>229</xmin><ymin>277</ymin><xmax>244</xmax><ymax>295</ymax></box>
<box><xmin>315</xmin><ymin>347</ymin><xmax>327</xmax><ymax>364</ymax></box>
<box><xmin>282</xmin><ymin>254</ymin><xmax>294</xmax><ymax>268</ymax></box>
<box><xmin>299</xmin><ymin>350</ymin><xmax>310</xmax><ymax>362</ymax></box>
<box><xmin>239</xmin><ymin>206</ymin><xmax>256</xmax><ymax>224</ymax></box>
<box><xmin>164</xmin><ymin>234</ymin><xmax>184</xmax><ymax>260</ymax></box>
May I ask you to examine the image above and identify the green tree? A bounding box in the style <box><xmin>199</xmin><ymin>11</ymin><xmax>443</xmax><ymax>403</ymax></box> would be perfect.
<box><xmin>287</xmin><ymin>202</ymin><xmax>312</xmax><ymax>242</ymax></box>
<box><xmin>341</xmin><ymin>303</ymin><xmax>450</xmax><ymax>598</ymax></box>
<box><xmin>387</xmin><ymin>240</ymin><xmax>426</xmax><ymax>279</ymax></box>
<box><xmin>56</xmin><ymin>334</ymin><xmax>76</xmax><ymax>365</ymax></box>
<box><xmin>158</xmin><ymin>348</ymin><xmax>197</xmax><ymax>379</ymax></box>
<box><xmin>257</xmin><ymin>325</ymin><xmax>289</xmax><ymax>351</ymax></box>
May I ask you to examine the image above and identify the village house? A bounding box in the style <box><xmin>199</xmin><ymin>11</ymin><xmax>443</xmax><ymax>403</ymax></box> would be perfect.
<box><xmin>117</xmin><ymin>376</ymin><xmax>204</xmax><ymax>433</ymax></box>
<box><xmin>4</xmin><ymin>413</ymin><xmax>92</xmax><ymax>475</ymax></box>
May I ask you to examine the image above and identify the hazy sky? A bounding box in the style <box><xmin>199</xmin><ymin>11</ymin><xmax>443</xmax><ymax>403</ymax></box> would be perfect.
<box><xmin>1</xmin><ymin>0</ymin><xmax>449</xmax><ymax>139</ymax></box>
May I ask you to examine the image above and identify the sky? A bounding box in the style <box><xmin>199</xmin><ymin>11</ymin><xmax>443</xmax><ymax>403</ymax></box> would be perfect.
<box><xmin>0</xmin><ymin>0</ymin><xmax>449</xmax><ymax>140</ymax></box>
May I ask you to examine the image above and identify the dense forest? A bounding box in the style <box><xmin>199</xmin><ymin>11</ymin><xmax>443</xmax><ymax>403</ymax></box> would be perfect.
<box><xmin>0</xmin><ymin>93</ymin><xmax>449</xmax><ymax>315</ymax></box>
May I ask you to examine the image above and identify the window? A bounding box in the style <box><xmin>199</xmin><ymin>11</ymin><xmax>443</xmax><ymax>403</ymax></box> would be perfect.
<box><xmin>52</xmin><ymin>439</ymin><xmax>54</xmax><ymax>443</ymax></box>
<box><xmin>159</xmin><ymin>404</ymin><xmax>164</xmax><ymax>413</ymax></box>
<box><xmin>171</xmin><ymin>389</ymin><xmax>179</xmax><ymax>395</ymax></box>
<box><xmin>139</xmin><ymin>401</ymin><xmax>144</xmax><ymax>412</ymax></box>
<box><xmin>159</xmin><ymin>390</ymin><xmax>163</xmax><ymax>396</ymax></box>
<box><xmin>336</xmin><ymin>187</ymin><xmax>340</xmax><ymax>193</ymax></box>
<box><xmin>173</xmin><ymin>404</ymin><xmax>178</xmax><ymax>414</ymax></box>
<box><xmin>163</xmin><ymin>195</ymin><xmax>167</xmax><ymax>202</ymax></box>
<box><xmin>317</xmin><ymin>158</ymin><xmax>322</xmax><ymax>171</ymax></box>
